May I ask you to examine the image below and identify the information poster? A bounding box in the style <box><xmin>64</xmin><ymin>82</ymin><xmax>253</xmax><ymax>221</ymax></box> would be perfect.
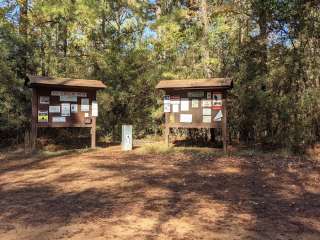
<box><xmin>39</xmin><ymin>96</ymin><xmax>50</xmax><ymax>104</ymax></box>
<box><xmin>60</xmin><ymin>95</ymin><xmax>77</xmax><ymax>102</ymax></box>
<box><xmin>38</xmin><ymin>111</ymin><xmax>48</xmax><ymax>122</ymax></box>
<box><xmin>164</xmin><ymin>104</ymin><xmax>171</xmax><ymax>113</ymax></box>
<box><xmin>187</xmin><ymin>91</ymin><xmax>204</xmax><ymax>98</ymax></box>
<box><xmin>214</xmin><ymin>110</ymin><xmax>223</xmax><ymax>121</ymax></box>
<box><xmin>212</xmin><ymin>93</ymin><xmax>223</xmax><ymax>110</ymax></box>
<box><xmin>203</xmin><ymin>108</ymin><xmax>212</xmax><ymax>116</ymax></box>
<box><xmin>49</xmin><ymin>106</ymin><xmax>60</xmax><ymax>113</ymax></box>
<box><xmin>213</xmin><ymin>93</ymin><xmax>222</xmax><ymax>109</ymax></box>
<box><xmin>202</xmin><ymin>100</ymin><xmax>212</xmax><ymax>107</ymax></box>
<box><xmin>164</xmin><ymin>95</ymin><xmax>170</xmax><ymax>103</ymax></box>
<box><xmin>71</xmin><ymin>104</ymin><xmax>78</xmax><ymax>113</ymax></box>
<box><xmin>191</xmin><ymin>99</ymin><xmax>199</xmax><ymax>108</ymax></box>
<box><xmin>92</xmin><ymin>101</ymin><xmax>98</xmax><ymax>116</ymax></box>
<box><xmin>81</xmin><ymin>98</ymin><xmax>90</xmax><ymax>112</ymax></box>
<box><xmin>52</xmin><ymin>117</ymin><xmax>66</xmax><ymax>123</ymax></box>
<box><xmin>172</xmin><ymin>104</ymin><xmax>179</xmax><ymax>113</ymax></box>
<box><xmin>180</xmin><ymin>98</ymin><xmax>189</xmax><ymax>111</ymax></box>
<box><xmin>180</xmin><ymin>114</ymin><xmax>192</xmax><ymax>123</ymax></box>
<box><xmin>203</xmin><ymin>116</ymin><xmax>211</xmax><ymax>123</ymax></box>
<box><xmin>61</xmin><ymin>103</ymin><xmax>70</xmax><ymax>116</ymax></box>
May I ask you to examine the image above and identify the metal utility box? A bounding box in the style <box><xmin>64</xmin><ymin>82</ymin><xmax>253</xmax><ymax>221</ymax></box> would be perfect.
<box><xmin>121</xmin><ymin>125</ymin><xmax>133</xmax><ymax>151</ymax></box>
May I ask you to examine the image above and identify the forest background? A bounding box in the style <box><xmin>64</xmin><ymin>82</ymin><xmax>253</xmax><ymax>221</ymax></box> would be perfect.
<box><xmin>0</xmin><ymin>0</ymin><xmax>319</xmax><ymax>151</ymax></box>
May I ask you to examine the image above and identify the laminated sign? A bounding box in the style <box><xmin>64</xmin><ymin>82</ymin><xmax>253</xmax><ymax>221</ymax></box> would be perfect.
<box><xmin>164</xmin><ymin>95</ymin><xmax>171</xmax><ymax>113</ymax></box>
<box><xmin>52</xmin><ymin>117</ymin><xmax>66</xmax><ymax>123</ymax></box>
<box><xmin>38</xmin><ymin>111</ymin><xmax>48</xmax><ymax>122</ymax></box>
<box><xmin>214</xmin><ymin>110</ymin><xmax>223</xmax><ymax>121</ymax></box>
<box><xmin>187</xmin><ymin>91</ymin><xmax>204</xmax><ymax>98</ymax></box>
<box><xmin>49</xmin><ymin>106</ymin><xmax>60</xmax><ymax>113</ymax></box>
<box><xmin>60</xmin><ymin>95</ymin><xmax>77</xmax><ymax>102</ymax></box>
<box><xmin>191</xmin><ymin>99</ymin><xmax>199</xmax><ymax>108</ymax></box>
<box><xmin>212</xmin><ymin>93</ymin><xmax>222</xmax><ymax>110</ymax></box>
<box><xmin>202</xmin><ymin>100</ymin><xmax>212</xmax><ymax>107</ymax></box>
<box><xmin>39</xmin><ymin>96</ymin><xmax>50</xmax><ymax>104</ymax></box>
<box><xmin>180</xmin><ymin>98</ymin><xmax>189</xmax><ymax>111</ymax></box>
<box><xmin>61</xmin><ymin>103</ymin><xmax>70</xmax><ymax>116</ymax></box>
<box><xmin>71</xmin><ymin>104</ymin><xmax>78</xmax><ymax>113</ymax></box>
<box><xmin>92</xmin><ymin>101</ymin><xmax>98</xmax><ymax>117</ymax></box>
<box><xmin>81</xmin><ymin>98</ymin><xmax>90</xmax><ymax>112</ymax></box>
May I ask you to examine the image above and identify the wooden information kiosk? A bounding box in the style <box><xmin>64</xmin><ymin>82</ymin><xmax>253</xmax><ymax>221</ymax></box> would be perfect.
<box><xmin>28</xmin><ymin>75</ymin><xmax>106</xmax><ymax>150</ymax></box>
<box><xmin>156</xmin><ymin>78</ymin><xmax>233</xmax><ymax>152</ymax></box>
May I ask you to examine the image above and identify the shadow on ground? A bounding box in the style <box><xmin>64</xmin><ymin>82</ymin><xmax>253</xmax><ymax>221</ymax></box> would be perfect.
<box><xmin>0</xmin><ymin>147</ymin><xmax>319</xmax><ymax>239</ymax></box>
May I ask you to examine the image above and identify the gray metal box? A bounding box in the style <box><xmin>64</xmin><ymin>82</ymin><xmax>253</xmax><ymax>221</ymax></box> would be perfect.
<box><xmin>121</xmin><ymin>125</ymin><xmax>133</xmax><ymax>151</ymax></box>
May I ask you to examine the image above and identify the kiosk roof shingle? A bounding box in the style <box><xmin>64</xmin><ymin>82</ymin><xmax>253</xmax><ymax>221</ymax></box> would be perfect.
<box><xmin>28</xmin><ymin>75</ymin><xmax>106</xmax><ymax>89</ymax></box>
<box><xmin>156</xmin><ymin>78</ymin><xmax>232</xmax><ymax>90</ymax></box>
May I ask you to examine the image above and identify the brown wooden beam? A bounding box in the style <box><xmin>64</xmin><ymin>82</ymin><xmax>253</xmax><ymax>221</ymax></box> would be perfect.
<box><xmin>31</xmin><ymin>88</ymin><xmax>38</xmax><ymax>152</ymax></box>
<box><xmin>91</xmin><ymin>117</ymin><xmax>96</xmax><ymax>148</ymax></box>
<box><xmin>164</xmin><ymin>112</ymin><xmax>170</xmax><ymax>147</ymax></box>
<box><xmin>222</xmin><ymin>93</ymin><xmax>228</xmax><ymax>153</ymax></box>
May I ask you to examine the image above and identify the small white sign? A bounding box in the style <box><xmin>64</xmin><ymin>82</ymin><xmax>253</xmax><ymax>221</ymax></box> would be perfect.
<box><xmin>180</xmin><ymin>98</ymin><xmax>189</xmax><ymax>111</ymax></box>
<box><xmin>52</xmin><ymin>117</ymin><xmax>66</xmax><ymax>123</ymax></box>
<box><xmin>92</xmin><ymin>101</ymin><xmax>98</xmax><ymax>117</ymax></box>
<box><xmin>202</xmin><ymin>100</ymin><xmax>212</xmax><ymax>107</ymax></box>
<box><xmin>191</xmin><ymin>99</ymin><xmax>199</xmax><ymax>108</ymax></box>
<box><xmin>214</xmin><ymin>110</ymin><xmax>223</xmax><ymax>121</ymax></box>
<box><xmin>39</xmin><ymin>96</ymin><xmax>50</xmax><ymax>104</ymax></box>
<box><xmin>61</xmin><ymin>103</ymin><xmax>70</xmax><ymax>116</ymax></box>
<box><xmin>71</xmin><ymin>104</ymin><xmax>78</xmax><ymax>113</ymax></box>
<box><xmin>172</xmin><ymin>104</ymin><xmax>179</xmax><ymax>113</ymax></box>
<box><xmin>81</xmin><ymin>98</ymin><xmax>90</xmax><ymax>112</ymax></box>
<box><xmin>60</xmin><ymin>95</ymin><xmax>77</xmax><ymax>102</ymax></box>
<box><xmin>164</xmin><ymin>95</ymin><xmax>170</xmax><ymax>104</ymax></box>
<box><xmin>203</xmin><ymin>116</ymin><xmax>212</xmax><ymax>123</ymax></box>
<box><xmin>84</xmin><ymin>112</ymin><xmax>89</xmax><ymax>118</ymax></box>
<box><xmin>49</xmin><ymin>106</ymin><xmax>60</xmax><ymax>113</ymax></box>
<box><xmin>180</xmin><ymin>114</ymin><xmax>192</xmax><ymax>123</ymax></box>
<box><xmin>207</xmin><ymin>92</ymin><xmax>212</xmax><ymax>99</ymax></box>
<box><xmin>164</xmin><ymin>103</ymin><xmax>171</xmax><ymax>113</ymax></box>
<box><xmin>203</xmin><ymin>108</ymin><xmax>212</xmax><ymax>116</ymax></box>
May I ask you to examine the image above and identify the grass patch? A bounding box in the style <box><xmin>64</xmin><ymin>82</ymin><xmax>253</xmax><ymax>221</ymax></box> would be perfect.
<box><xmin>136</xmin><ymin>142</ymin><xmax>224</xmax><ymax>158</ymax></box>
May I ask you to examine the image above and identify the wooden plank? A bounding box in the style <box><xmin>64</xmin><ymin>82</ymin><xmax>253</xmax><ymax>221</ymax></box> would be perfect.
<box><xmin>28</xmin><ymin>75</ymin><xmax>106</xmax><ymax>89</ymax></box>
<box><xmin>164</xmin><ymin>112</ymin><xmax>170</xmax><ymax>147</ymax></box>
<box><xmin>222</xmin><ymin>92</ymin><xmax>227</xmax><ymax>153</ymax></box>
<box><xmin>156</xmin><ymin>78</ymin><xmax>232</xmax><ymax>89</ymax></box>
<box><xmin>37</xmin><ymin>124</ymin><xmax>92</xmax><ymax>128</ymax></box>
<box><xmin>91</xmin><ymin>117</ymin><xmax>96</xmax><ymax>148</ymax></box>
<box><xmin>31</xmin><ymin>88</ymin><xmax>38</xmax><ymax>152</ymax></box>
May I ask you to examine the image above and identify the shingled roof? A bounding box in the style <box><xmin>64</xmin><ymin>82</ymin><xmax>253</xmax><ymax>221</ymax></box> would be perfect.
<box><xmin>156</xmin><ymin>78</ymin><xmax>232</xmax><ymax>90</ymax></box>
<box><xmin>28</xmin><ymin>75</ymin><xmax>106</xmax><ymax>89</ymax></box>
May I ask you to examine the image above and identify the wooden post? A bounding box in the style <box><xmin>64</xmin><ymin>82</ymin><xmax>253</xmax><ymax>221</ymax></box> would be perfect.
<box><xmin>164</xmin><ymin>112</ymin><xmax>170</xmax><ymax>147</ymax></box>
<box><xmin>222</xmin><ymin>92</ymin><xmax>227</xmax><ymax>153</ymax></box>
<box><xmin>24</xmin><ymin>130</ymin><xmax>30</xmax><ymax>154</ymax></box>
<box><xmin>31</xmin><ymin>88</ymin><xmax>37</xmax><ymax>152</ymax></box>
<box><xmin>91</xmin><ymin>117</ymin><xmax>96</xmax><ymax>148</ymax></box>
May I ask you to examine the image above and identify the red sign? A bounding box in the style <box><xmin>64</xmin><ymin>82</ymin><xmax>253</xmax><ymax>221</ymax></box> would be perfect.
<box><xmin>212</xmin><ymin>106</ymin><xmax>223</xmax><ymax>110</ymax></box>
<box><xmin>170</xmin><ymin>96</ymin><xmax>180</xmax><ymax>100</ymax></box>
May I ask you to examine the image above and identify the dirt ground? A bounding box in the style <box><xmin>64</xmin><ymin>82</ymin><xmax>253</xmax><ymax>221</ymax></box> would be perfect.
<box><xmin>0</xmin><ymin>146</ymin><xmax>319</xmax><ymax>240</ymax></box>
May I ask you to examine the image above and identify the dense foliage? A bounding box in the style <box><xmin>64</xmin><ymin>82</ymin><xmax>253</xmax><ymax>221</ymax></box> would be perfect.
<box><xmin>0</xmin><ymin>0</ymin><xmax>319</xmax><ymax>150</ymax></box>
